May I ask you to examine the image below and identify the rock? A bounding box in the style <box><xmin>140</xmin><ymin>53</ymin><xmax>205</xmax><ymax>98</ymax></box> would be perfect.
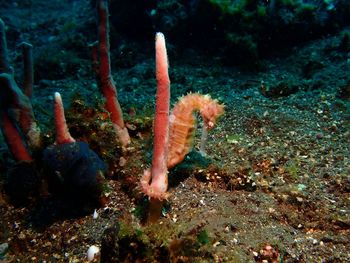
<box><xmin>5</xmin><ymin>162</ymin><xmax>40</xmax><ymax>206</ymax></box>
<box><xmin>0</xmin><ymin>242</ymin><xmax>9</xmax><ymax>257</ymax></box>
<box><xmin>260</xmin><ymin>81</ymin><xmax>299</xmax><ymax>98</ymax></box>
<box><xmin>100</xmin><ymin>222</ymin><xmax>120</xmax><ymax>262</ymax></box>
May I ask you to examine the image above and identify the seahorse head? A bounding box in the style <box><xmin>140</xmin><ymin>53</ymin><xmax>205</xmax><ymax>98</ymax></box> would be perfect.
<box><xmin>200</xmin><ymin>97</ymin><xmax>224</xmax><ymax>129</ymax></box>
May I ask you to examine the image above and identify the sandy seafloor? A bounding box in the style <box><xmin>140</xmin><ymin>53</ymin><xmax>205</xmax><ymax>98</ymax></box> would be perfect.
<box><xmin>0</xmin><ymin>0</ymin><xmax>349</xmax><ymax>262</ymax></box>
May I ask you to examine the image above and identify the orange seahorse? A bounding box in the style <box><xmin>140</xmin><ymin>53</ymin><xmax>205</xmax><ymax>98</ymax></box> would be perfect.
<box><xmin>167</xmin><ymin>93</ymin><xmax>224</xmax><ymax>169</ymax></box>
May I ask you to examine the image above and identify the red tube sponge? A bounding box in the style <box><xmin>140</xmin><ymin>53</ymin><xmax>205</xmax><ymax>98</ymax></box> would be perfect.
<box><xmin>95</xmin><ymin>0</ymin><xmax>130</xmax><ymax>147</ymax></box>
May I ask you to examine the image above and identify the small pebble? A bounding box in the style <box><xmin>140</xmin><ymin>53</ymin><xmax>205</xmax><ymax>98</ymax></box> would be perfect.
<box><xmin>87</xmin><ymin>245</ymin><xmax>100</xmax><ymax>262</ymax></box>
<box><xmin>93</xmin><ymin>209</ymin><xmax>98</xmax><ymax>219</ymax></box>
<box><xmin>316</xmin><ymin>133</ymin><xmax>323</xmax><ymax>139</ymax></box>
<box><xmin>119</xmin><ymin>157</ymin><xmax>127</xmax><ymax>167</ymax></box>
<box><xmin>213</xmin><ymin>241</ymin><xmax>220</xmax><ymax>247</ymax></box>
<box><xmin>0</xmin><ymin>243</ymin><xmax>9</xmax><ymax>255</ymax></box>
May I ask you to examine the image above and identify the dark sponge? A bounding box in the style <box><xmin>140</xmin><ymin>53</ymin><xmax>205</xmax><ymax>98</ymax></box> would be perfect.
<box><xmin>43</xmin><ymin>141</ymin><xmax>106</xmax><ymax>199</ymax></box>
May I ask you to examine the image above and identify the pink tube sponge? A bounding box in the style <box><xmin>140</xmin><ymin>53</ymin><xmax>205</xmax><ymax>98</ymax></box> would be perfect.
<box><xmin>140</xmin><ymin>32</ymin><xmax>170</xmax><ymax>200</ymax></box>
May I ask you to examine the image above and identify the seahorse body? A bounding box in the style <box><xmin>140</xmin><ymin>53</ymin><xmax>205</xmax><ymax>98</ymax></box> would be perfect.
<box><xmin>167</xmin><ymin>93</ymin><xmax>224</xmax><ymax>169</ymax></box>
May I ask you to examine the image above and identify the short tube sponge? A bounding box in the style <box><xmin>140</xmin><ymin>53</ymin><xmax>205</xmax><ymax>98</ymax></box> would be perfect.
<box><xmin>54</xmin><ymin>92</ymin><xmax>75</xmax><ymax>144</ymax></box>
<box><xmin>140</xmin><ymin>32</ymin><xmax>170</xmax><ymax>201</ymax></box>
